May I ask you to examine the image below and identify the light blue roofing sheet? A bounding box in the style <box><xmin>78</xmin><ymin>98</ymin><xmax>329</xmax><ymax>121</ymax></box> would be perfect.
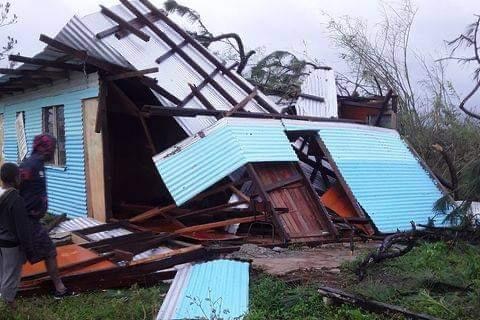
<box><xmin>153</xmin><ymin>118</ymin><xmax>297</xmax><ymax>205</ymax></box>
<box><xmin>157</xmin><ymin>259</ymin><xmax>250</xmax><ymax>320</ymax></box>
<box><xmin>282</xmin><ymin>120</ymin><xmax>447</xmax><ymax>233</ymax></box>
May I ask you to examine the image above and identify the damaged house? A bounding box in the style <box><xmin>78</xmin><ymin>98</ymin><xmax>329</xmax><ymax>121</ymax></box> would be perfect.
<box><xmin>0</xmin><ymin>0</ymin><xmax>446</xmax><ymax>252</ymax></box>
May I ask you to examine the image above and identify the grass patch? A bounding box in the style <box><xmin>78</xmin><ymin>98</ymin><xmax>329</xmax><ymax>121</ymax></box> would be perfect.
<box><xmin>344</xmin><ymin>241</ymin><xmax>480</xmax><ymax>320</ymax></box>
<box><xmin>1</xmin><ymin>284</ymin><xmax>168</xmax><ymax>320</ymax></box>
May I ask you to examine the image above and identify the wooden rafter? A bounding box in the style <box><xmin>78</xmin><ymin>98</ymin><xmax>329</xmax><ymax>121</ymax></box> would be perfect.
<box><xmin>96</xmin><ymin>11</ymin><xmax>161</xmax><ymax>40</ymax></box>
<box><xmin>8</xmin><ymin>55</ymin><xmax>87</xmax><ymax>72</ymax></box>
<box><xmin>0</xmin><ymin>68</ymin><xmax>67</xmax><ymax>79</ymax></box>
<box><xmin>177</xmin><ymin>67</ymin><xmax>223</xmax><ymax>108</ymax></box>
<box><xmin>144</xmin><ymin>105</ymin><xmax>363</xmax><ymax>123</ymax></box>
<box><xmin>104</xmin><ymin>67</ymin><xmax>158</xmax><ymax>81</ymax></box>
<box><xmin>155</xmin><ymin>40</ymin><xmax>188</xmax><ymax>64</ymax></box>
<box><xmin>120</xmin><ymin>0</ymin><xmax>239</xmax><ymax>108</ymax></box>
<box><xmin>40</xmin><ymin>34</ymin><xmax>124</xmax><ymax>74</ymax></box>
<box><xmin>225</xmin><ymin>87</ymin><xmax>257</xmax><ymax>116</ymax></box>
<box><xmin>99</xmin><ymin>5</ymin><xmax>150</xmax><ymax>42</ymax></box>
<box><xmin>188</xmin><ymin>84</ymin><xmax>218</xmax><ymax>114</ymax></box>
<box><xmin>137</xmin><ymin>0</ymin><xmax>279</xmax><ymax>114</ymax></box>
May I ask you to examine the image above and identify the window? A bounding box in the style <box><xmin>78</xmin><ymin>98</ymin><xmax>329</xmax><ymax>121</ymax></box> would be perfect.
<box><xmin>42</xmin><ymin>106</ymin><xmax>66</xmax><ymax>166</ymax></box>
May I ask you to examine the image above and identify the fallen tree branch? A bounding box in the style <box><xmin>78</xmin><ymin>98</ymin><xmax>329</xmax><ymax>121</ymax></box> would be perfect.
<box><xmin>356</xmin><ymin>221</ymin><xmax>417</xmax><ymax>280</ymax></box>
<box><xmin>318</xmin><ymin>286</ymin><xmax>441</xmax><ymax>320</ymax></box>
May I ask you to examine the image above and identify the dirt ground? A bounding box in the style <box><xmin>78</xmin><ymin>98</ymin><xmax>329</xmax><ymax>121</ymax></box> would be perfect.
<box><xmin>227</xmin><ymin>242</ymin><xmax>379</xmax><ymax>281</ymax></box>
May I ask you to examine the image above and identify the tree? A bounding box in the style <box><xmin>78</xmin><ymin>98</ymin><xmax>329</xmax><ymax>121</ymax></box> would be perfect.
<box><xmin>325</xmin><ymin>0</ymin><xmax>418</xmax><ymax>118</ymax></box>
<box><xmin>443</xmin><ymin>15</ymin><xmax>480</xmax><ymax>120</ymax></box>
<box><xmin>162</xmin><ymin>0</ymin><xmax>319</xmax><ymax>104</ymax></box>
<box><xmin>0</xmin><ymin>1</ymin><xmax>17</xmax><ymax>63</ymax></box>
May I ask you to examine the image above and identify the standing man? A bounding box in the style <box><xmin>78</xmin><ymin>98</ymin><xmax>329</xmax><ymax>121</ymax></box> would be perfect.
<box><xmin>0</xmin><ymin>163</ymin><xmax>34</xmax><ymax>307</ymax></box>
<box><xmin>19</xmin><ymin>134</ymin><xmax>72</xmax><ymax>298</ymax></box>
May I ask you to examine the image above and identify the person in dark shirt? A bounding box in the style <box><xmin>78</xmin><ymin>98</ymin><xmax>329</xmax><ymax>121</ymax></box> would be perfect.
<box><xmin>19</xmin><ymin>134</ymin><xmax>72</xmax><ymax>299</ymax></box>
<box><xmin>0</xmin><ymin>163</ymin><xmax>34</xmax><ymax>307</ymax></box>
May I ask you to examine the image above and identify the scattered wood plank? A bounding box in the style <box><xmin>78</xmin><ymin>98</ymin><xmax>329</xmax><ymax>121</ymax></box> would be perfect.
<box><xmin>173</xmin><ymin>215</ymin><xmax>266</xmax><ymax>235</ymax></box>
<box><xmin>318</xmin><ymin>286</ymin><xmax>440</xmax><ymax>320</ymax></box>
<box><xmin>129</xmin><ymin>204</ymin><xmax>178</xmax><ymax>223</ymax></box>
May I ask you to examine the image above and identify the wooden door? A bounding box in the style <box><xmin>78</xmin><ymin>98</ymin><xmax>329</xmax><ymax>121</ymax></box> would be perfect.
<box><xmin>83</xmin><ymin>98</ymin><xmax>107</xmax><ymax>221</ymax></box>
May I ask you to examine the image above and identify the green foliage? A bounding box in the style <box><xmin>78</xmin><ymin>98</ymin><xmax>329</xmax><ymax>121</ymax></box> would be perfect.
<box><xmin>246</xmin><ymin>275</ymin><xmax>385</xmax><ymax>320</ymax></box>
<box><xmin>346</xmin><ymin>242</ymin><xmax>480</xmax><ymax>320</ymax></box>
<box><xmin>0</xmin><ymin>285</ymin><xmax>168</xmax><ymax>320</ymax></box>
<box><xmin>247</xmin><ymin>51</ymin><xmax>314</xmax><ymax>99</ymax></box>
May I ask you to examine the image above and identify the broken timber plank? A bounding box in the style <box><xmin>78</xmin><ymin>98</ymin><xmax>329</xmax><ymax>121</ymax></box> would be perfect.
<box><xmin>173</xmin><ymin>215</ymin><xmax>266</xmax><ymax>235</ymax></box>
<box><xmin>318</xmin><ymin>286</ymin><xmax>441</xmax><ymax>320</ymax></box>
<box><xmin>129</xmin><ymin>204</ymin><xmax>177</xmax><ymax>223</ymax></box>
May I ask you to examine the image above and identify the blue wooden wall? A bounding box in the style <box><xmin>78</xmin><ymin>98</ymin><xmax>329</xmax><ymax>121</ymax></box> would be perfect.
<box><xmin>0</xmin><ymin>74</ymin><xmax>99</xmax><ymax>217</ymax></box>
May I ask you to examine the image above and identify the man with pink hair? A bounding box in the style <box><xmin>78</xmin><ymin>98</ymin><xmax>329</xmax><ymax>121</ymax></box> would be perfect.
<box><xmin>19</xmin><ymin>134</ymin><xmax>73</xmax><ymax>298</ymax></box>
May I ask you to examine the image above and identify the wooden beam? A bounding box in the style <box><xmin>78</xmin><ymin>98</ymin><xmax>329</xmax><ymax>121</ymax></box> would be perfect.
<box><xmin>173</xmin><ymin>216</ymin><xmax>265</xmax><ymax>235</ymax></box>
<box><xmin>8</xmin><ymin>55</ymin><xmax>86</xmax><ymax>72</ymax></box>
<box><xmin>96</xmin><ymin>11</ymin><xmax>161</xmax><ymax>40</ymax></box>
<box><xmin>175</xmin><ymin>200</ymin><xmax>248</xmax><ymax>220</ymax></box>
<box><xmin>138</xmin><ymin>77</ymin><xmax>181</xmax><ymax>105</ymax></box>
<box><xmin>104</xmin><ymin>67</ymin><xmax>158</xmax><ymax>81</ymax></box>
<box><xmin>188</xmin><ymin>84</ymin><xmax>218</xmax><ymax>114</ymax></box>
<box><xmin>229</xmin><ymin>185</ymin><xmax>250</xmax><ymax>202</ymax></box>
<box><xmin>137</xmin><ymin>0</ymin><xmax>279</xmax><ymax>114</ymax></box>
<box><xmin>109</xmin><ymin>82</ymin><xmax>157</xmax><ymax>152</ymax></box>
<box><xmin>100</xmin><ymin>5</ymin><xmax>150</xmax><ymax>42</ymax></box>
<box><xmin>177</xmin><ymin>67</ymin><xmax>222</xmax><ymax>108</ymax></box>
<box><xmin>39</xmin><ymin>34</ymin><xmax>125</xmax><ymax>74</ymax></box>
<box><xmin>120</xmin><ymin>0</ymin><xmax>239</xmax><ymax>108</ymax></box>
<box><xmin>95</xmin><ymin>80</ymin><xmax>108</xmax><ymax>133</ymax></box>
<box><xmin>298</xmin><ymin>93</ymin><xmax>325</xmax><ymax>103</ymax></box>
<box><xmin>155</xmin><ymin>40</ymin><xmax>188</xmax><ymax>64</ymax></box>
<box><xmin>144</xmin><ymin>105</ymin><xmax>363</xmax><ymax>123</ymax></box>
<box><xmin>129</xmin><ymin>204</ymin><xmax>177</xmax><ymax>223</ymax></box>
<box><xmin>225</xmin><ymin>87</ymin><xmax>257</xmax><ymax>116</ymax></box>
<box><xmin>0</xmin><ymin>68</ymin><xmax>67</xmax><ymax>78</ymax></box>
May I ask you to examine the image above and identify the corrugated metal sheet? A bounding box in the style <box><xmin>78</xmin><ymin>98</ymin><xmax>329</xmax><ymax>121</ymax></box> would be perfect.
<box><xmin>294</xmin><ymin>122</ymin><xmax>446</xmax><ymax>233</ymax></box>
<box><xmin>67</xmin><ymin>2</ymin><xmax>277</xmax><ymax>135</ymax></box>
<box><xmin>157</xmin><ymin>259</ymin><xmax>249</xmax><ymax>320</ymax></box>
<box><xmin>295</xmin><ymin>68</ymin><xmax>338</xmax><ymax>118</ymax></box>
<box><xmin>50</xmin><ymin>217</ymin><xmax>131</xmax><ymax>240</ymax></box>
<box><xmin>1</xmin><ymin>74</ymin><xmax>99</xmax><ymax>218</ymax></box>
<box><xmin>153</xmin><ymin>118</ymin><xmax>297</xmax><ymax>205</ymax></box>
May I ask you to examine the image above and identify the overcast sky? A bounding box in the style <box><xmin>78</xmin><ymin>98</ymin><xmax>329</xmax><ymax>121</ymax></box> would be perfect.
<box><xmin>1</xmin><ymin>0</ymin><xmax>479</xmax><ymax>105</ymax></box>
